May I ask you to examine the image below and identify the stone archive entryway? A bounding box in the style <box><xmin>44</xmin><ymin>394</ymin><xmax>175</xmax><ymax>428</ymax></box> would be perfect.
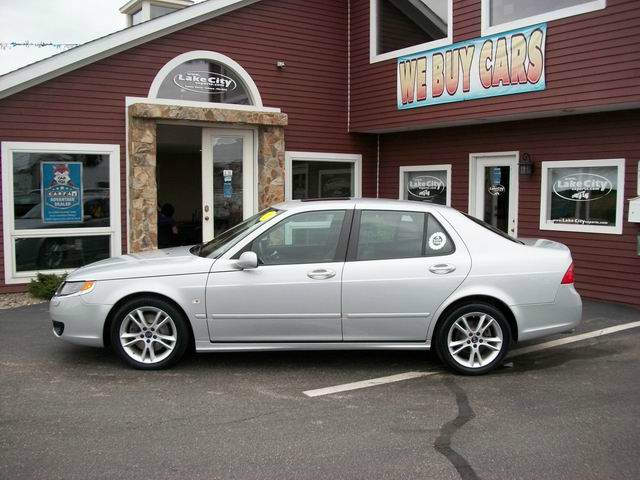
<box><xmin>127</xmin><ymin>102</ymin><xmax>288</xmax><ymax>252</ymax></box>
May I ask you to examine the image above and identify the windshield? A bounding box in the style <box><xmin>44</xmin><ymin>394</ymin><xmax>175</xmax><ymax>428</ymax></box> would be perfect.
<box><xmin>195</xmin><ymin>208</ymin><xmax>282</xmax><ymax>258</ymax></box>
<box><xmin>463</xmin><ymin>213</ymin><xmax>524</xmax><ymax>245</ymax></box>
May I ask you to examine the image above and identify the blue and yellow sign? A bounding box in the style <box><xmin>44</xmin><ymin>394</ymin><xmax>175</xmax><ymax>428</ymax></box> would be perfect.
<box><xmin>41</xmin><ymin>162</ymin><xmax>83</xmax><ymax>223</ymax></box>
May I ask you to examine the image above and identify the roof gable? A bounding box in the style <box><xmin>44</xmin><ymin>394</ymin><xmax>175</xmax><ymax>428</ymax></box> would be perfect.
<box><xmin>0</xmin><ymin>0</ymin><xmax>260</xmax><ymax>100</ymax></box>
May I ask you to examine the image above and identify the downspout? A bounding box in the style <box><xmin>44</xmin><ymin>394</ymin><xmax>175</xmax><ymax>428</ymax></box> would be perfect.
<box><xmin>347</xmin><ymin>0</ymin><xmax>351</xmax><ymax>132</ymax></box>
<box><xmin>376</xmin><ymin>134</ymin><xmax>380</xmax><ymax>198</ymax></box>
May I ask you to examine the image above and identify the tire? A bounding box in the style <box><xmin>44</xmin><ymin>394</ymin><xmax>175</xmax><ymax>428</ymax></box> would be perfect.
<box><xmin>435</xmin><ymin>303</ymin><xmax>511</xmax><ymax>375</ymax></box>
<box><xmin>110</xmin><ymin>297</ymin><xmax>190</xmax><ymax>370</ymax></box>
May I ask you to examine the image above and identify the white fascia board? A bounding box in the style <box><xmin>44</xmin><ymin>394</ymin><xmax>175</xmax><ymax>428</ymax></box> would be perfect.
<box><xmin>0</xmin><ymin>0</ymin><xmax>261</xmax><ymax>100</ymax></box>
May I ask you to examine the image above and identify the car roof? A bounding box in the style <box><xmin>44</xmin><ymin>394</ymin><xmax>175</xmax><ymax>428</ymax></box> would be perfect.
<box><xmin>274</xmin><ymin>198</ymin><xmax>454</xmax><ymax>213</ymax></box>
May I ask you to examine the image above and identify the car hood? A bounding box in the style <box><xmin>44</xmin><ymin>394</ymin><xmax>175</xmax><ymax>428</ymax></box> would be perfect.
<box><xmin>67</xmin><ymin>246</ymin><xmax>215</xmax><ymax>281</ymax></box>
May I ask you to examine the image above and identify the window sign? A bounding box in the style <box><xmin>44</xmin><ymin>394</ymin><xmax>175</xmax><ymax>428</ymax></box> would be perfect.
<box><xmin>41</xmin><ymin>162</ymin><xmax>83</xmax><ymax>223</ymax></box>
<box><xmin>399</xmin><ymin>165</ymin><xmax>451</xmax><ymax>206</ymax></box>
<box><xmin>540</xmin><ymin>159</ymin><xmax>626</xmax><ymax>235</ymax></box>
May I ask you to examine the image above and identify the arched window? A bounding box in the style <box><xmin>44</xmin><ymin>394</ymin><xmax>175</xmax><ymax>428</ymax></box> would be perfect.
<box><xmin>148</xmin><ymin>51</ymin><xmax>263</xmax><ymax>106</ymax></box>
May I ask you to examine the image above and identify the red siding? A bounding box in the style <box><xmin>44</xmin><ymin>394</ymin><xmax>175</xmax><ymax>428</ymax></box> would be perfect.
<box><xmin>379</xmin><ymin>110</ymin><xmax>640</xmax><ymax>306</ymax></box>
<box><xmin>0</xmin><ymin>0</ymin><xmax>376</xmax><ymax>292</ymax></box>
<box><xmin>350</xmin><ymin>0</ymin><xmax>640</xmax><ymax>132</ymax></box>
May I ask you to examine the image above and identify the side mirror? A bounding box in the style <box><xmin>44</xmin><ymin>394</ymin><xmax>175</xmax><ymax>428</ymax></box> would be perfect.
<box><xmin>237</xmin><ymin>251</ymin><xmax>258</xmax><ymax>270</ymax></box>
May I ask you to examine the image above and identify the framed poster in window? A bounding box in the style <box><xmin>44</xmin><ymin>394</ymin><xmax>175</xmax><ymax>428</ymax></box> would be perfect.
<box><xmin>540</xmin><ymin>159</ymin><xmax>625</xmax><ymax>235</ymax></box>
<box><xmin>399</xmin><ymin>164</ymin><xmax>451</xmax><ymax>206</ymax></box>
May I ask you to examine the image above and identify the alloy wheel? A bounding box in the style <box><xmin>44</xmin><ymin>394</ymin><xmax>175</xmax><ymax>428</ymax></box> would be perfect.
<box><xmin>446</xmin><ymin>312</ymin><xmax>504</xmax><ymax>369</ymax></box>
<box><xmin>119</xmin><ymin>306</ymin><xmax>177</xmax><ymax>364</ymax></box>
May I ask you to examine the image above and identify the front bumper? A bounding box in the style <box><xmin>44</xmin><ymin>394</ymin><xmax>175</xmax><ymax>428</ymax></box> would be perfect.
<box><xmin>49</xmin><ymin>294</ymin><xmax>111</xmax><ymax>347</ymax></box>
<box><xmin>512</xmin><ymin>284</ymin><xmax>583</xmax><ymax>342</ymax></box>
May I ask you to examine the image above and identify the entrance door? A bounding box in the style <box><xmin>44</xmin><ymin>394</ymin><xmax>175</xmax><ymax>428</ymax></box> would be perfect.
<box><xmin>201</xmin><ymin>129</ymin><xmax>255</xmax><ymax>242</ymax></box>
<box><xmin>470</xmin><ymin>153</ymin><xmax>519</xmax><ymax>236</ymax></box>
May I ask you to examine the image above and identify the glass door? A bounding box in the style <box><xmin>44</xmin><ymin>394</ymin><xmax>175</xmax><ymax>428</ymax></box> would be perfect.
<box><xmin>472</xmin><ymin>155</ymin><xmax>518</xmax><ymax>236</ymax></box>
<box><xmin>201</xmin><ymin>129</ymin><xmax>255</xmax><ymax>241</ymax></box>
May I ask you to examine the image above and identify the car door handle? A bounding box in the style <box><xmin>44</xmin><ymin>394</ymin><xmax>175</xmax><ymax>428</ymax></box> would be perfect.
<box><xmin>429</xmin><ymin>264</ymin><xmax>456</xmax><ymax>275</ymax></box>
<box><xmin>307</xmin><ymin>268</ymin><xmax>336</xmax><ymax>280</ymax></box>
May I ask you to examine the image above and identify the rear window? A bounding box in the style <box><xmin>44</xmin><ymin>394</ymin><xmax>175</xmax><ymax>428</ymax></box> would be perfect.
<box><xmin>463</xmin><ymin>213</ymin><xmax>523</xmax><ymax>244</ymax></box>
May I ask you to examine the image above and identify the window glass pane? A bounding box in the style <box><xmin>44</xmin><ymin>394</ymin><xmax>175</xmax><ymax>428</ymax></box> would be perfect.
<box><xmin>15</xmin><ymin>235</ymin><xmax>110</xmax><ymax>272</ymax></box>
<box><xmin>156</xmin><ymin>59</ymin><xmax>251</xmax><ymax>104</ymax></box>
<box><xmin>404</xmin><ymin>169</ymin><xmax>448</xmax><ymax>205</ymax></box>
<box><xmin>132</xmin><ymin>9</ymin><xmax>143</xmax><ymax>25</ymax></box>
<box><xmin>13</xmin><ymin>152</ymin><xmax>110</xmax><ymax>230</ymax></box>
<box><xmin>378</xmin><ymin>0</ymin><xmax>448</xmax><ymax>55</ymax></box>
<box><xmin>425</xmin><ymin>214</ymin><xmax>454</xmax><ymax>256</ymax></box>
<box><xmin>357</xmin><ymin>211</ymin><xmax>425</xmax><ymax>261</ymax></box>
<box><xmin>252</xmin><ymin>210</ymin><xmax>346</xmax><ymax>265</ymax></box>
<box><xmin>150</xmin><ymin>5</ymin><xmax>177</xmax><ymax>19</ymax></box>
<box><xmin>490</xmin><ymin>0</ymin><xmax>595</xmax><ymax>26</ymax></box>
<box><xmin>545</xmin><ymin>165</ymin><xmax>619</xmax><ymax>228</ymax></box>
<box><xmin>292</xmin><ymin>161</ymin><xmax>354</xmax><ymax>200</ymax></box>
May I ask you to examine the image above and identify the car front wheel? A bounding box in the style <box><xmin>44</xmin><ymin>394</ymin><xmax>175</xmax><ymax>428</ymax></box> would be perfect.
<box><xmin>110</xmin><ymin>298</ymin><xmax>190</xmax><ymax>370</ymax></box>
<box><xmin>436</xmin><ymin>303</ymin><xmax>511</xmax><ymax>375</ymax></box>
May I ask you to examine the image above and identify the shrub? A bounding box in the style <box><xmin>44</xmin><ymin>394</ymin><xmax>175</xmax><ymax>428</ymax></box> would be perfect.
<box><xmin>28</xmin><ymin>273</ymin><xmax>67</xmax><ymax>300</ymax></box>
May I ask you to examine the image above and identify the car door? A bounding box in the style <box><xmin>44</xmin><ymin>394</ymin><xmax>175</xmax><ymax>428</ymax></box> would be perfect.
<box><xmin>341</xmin><ymin>209</ymin><xmax>471</xmax><ymax>341</ymax></box>
<box><xmin>205</xmin><ymin>208</ymin><xmax>352</xmax><ymax>342</ymax></box>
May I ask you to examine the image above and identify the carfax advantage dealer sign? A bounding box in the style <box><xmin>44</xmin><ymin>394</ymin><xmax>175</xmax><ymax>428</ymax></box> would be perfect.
<box><xmin>397</xmin><ymin>24</ymin><xmax>546</xmax><ymax>109</ymax></box>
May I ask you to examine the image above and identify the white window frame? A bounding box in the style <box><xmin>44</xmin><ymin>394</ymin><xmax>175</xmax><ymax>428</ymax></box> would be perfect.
<box><xmin>370</xmin><ymin>0</ymin><xmax>453</xmax><ymax>63</ymax></box>
<box><xmin>481</xmin><ymin>0</ymin><xmax>606</xmax><ymax>36</ymax></box>
<box><xmin>2</xmin><ymin>142</ymin><xmax>122</xmax><ymax>284</ymax></box>
<box><xmin>284</xmin><ymin>152</ymin><xmax>362</xmax><ymax>201</ymax></box>
<box><xmin>539</xmin><ymin>158</ymin><xmax>625</xmax><ymax>235</ymax></box>
<box><xmin>398</xmin><ymin>164</ymin><xmax>452</xmax><ymax>206</ymax></box>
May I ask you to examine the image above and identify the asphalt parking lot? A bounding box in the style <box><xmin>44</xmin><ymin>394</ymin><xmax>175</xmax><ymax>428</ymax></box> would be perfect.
<box><xmin>1</xmin><ymin>300</ymin><xmax>639</xmax><ymax>480</ymax></box>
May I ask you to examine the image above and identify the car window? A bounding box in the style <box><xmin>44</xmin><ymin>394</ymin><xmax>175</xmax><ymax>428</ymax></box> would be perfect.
<box><xmin>355</xmin><ymin>210</ymin><xmax>454</xmax><ymax>261</ymax></box>
<box><xmin>251</xmin><ymin>210</ymin><xmax>346</xmax><ymax>265</ymax></box>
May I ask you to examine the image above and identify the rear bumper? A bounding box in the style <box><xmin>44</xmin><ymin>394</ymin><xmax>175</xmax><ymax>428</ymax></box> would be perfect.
<box><xmin>49</xmin><ymin>295</ymin><xmax>111</xmax><ymax>347</ymax></box>
<box><xmin>512</xmin><ymin>284</ymin><xmax>582</xmax><ymax>342</ymax></box>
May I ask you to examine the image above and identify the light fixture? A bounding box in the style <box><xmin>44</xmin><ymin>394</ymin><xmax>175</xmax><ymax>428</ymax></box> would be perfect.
<box><xmin>276</xmin><ymin>61</ymin><xmax>286</xmax><ymax>70</ymax></box>
<box><xmin>519</xmin><ymin>153</ymin><xmax>534</xmax><ymax>177</ymax></box>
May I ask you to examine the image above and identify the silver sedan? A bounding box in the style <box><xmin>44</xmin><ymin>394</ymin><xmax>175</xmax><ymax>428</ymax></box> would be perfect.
<box><xmin>50</xmin><ymin>199</ymin><xmax>581</xmax><ymax>374</ymax></box>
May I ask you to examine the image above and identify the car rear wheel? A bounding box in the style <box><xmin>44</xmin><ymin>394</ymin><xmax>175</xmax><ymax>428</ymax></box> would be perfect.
<box><xmin>110</xmin><ymin>298</ymin><xmax>190</xmax><ymax>370</ymax></box>
<box><xmin>436</xmin><ymin>303</ymin><xmax>511</xmax><ymax>375</ymax></box>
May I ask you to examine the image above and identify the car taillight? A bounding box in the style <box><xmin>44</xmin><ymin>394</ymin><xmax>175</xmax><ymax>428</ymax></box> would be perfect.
<box><xmin>561</xmin><ymin>262</ymin><xmax>575</xmax><ymax>284</ymax></box>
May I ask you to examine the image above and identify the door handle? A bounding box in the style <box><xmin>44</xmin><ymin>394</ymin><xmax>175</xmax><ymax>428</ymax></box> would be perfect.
<box><xmin>307</xmin><ymin>268</ymin><xmax>336</xmax><ymax>280</ymax></box>
<box><xmin>429</xmin><ymin>264</ymin><xmax>456</xmax><ymax>275</ymax></box>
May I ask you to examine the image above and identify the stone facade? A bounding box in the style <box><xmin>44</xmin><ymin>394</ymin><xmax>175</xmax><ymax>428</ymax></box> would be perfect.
<box><xmin>127</xmin><ymin>103</ymin><xmax>288</xmax><ymax>252</ymax></box>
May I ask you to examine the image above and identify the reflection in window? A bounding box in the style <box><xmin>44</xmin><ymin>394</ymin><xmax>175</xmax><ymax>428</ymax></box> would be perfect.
<box><xmin>489</xmin><ymin>0</ymin><xmax>600</xmax><ymax>27</ymax></box>
<box><xmin>291</xmin><ymin>161</ymin><xmax>354</xmax><ymax>200</ymax></box>
<box><xmin>13</xmin><ymin>153</ymin><xmax>110</xmax><ymax>230</ymax></box>
<box><xmin>131</xmin><ymin>9</ymin><xmax>143</xmax><ymax>25</ymax></box>
<box><xmin>377</xmin><ymin>0</ymin><xmax>449</xmax><ymax>55</ymax></box>
<box><xmin>15</xmin><ymin>235</ymin><xmax>110</xmax><ymax>272</ymax></box>
<box><xmin>150</xmin><ymin>5</ymin><xmax>177</xmax><ymax>19</ymax></box>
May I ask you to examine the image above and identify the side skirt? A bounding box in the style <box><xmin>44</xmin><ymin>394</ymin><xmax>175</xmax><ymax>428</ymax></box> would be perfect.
<box><xmin>194</xmin><ymin>341</ymin><xmax>431</xmax><ymax>352</ymax></box>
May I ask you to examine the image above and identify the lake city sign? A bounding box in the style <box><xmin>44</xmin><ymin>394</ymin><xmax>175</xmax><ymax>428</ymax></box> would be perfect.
<box><xmin>553</xmin><ymin>173</ymin><xmax>613</xmax><ymax>202</ymax></box>
<box><xmin>407</xmin><ymin>175</ymin><xmax>446</xmax><ymax>200</ymax></box>
<box><xmin>397</xmin><ymin>24</ymin><xmax>546</xmax><ymax>109</ymax></box>
<box><xmin>173</xmin><ymin>71</ymin><xmax>237</xmax><ymax>95</ymax></box>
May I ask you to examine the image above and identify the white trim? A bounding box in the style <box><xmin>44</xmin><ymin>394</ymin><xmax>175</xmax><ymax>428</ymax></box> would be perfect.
<box><xmin>2</xmin><ymin>142</ymin><xmax>122</xmax><ymax>284</ymax></box>
<box><xmin>285</xmin><ymin>152</ymin><xmax>363</xmax><ymax>201</ymax></box>
<box><xmin>369</xmin><ymin>0</ymin><xmax>453</xmax><ymax>63</ymax></box>
<box><xmin>539</xmin><ymin>158</ymin><xmax>625</xmax><ymax>235</ymax></box>
<box><xmin>0</xmin><ymin>0</ymin><xmax>262</xmax><ymax>100</ymax></box>
<box><xmin>126</xmin><ymin>96</ymin><xmax>279</xmax><ymax>113</ymax></box>
<box><xmin>148</xmin><ymin>50</ymin><xmax>264</xmax><ymax>107</ymax></box>
<box><xmin>398</xmin><ymin>164</ymin><xmax>452</xmax><ymax>206</ymax></box>
<box><xmin>481</xmin><ymin>0</ymin><xmax>606</xmax><ymax>36</ymax></box>
<box><xmin>468</xmin><ymin>151</ymin><xmax>519</xmax><ymax>237</ymax></box>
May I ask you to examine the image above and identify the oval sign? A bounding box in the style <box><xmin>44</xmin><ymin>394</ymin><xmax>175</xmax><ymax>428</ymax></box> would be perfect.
<box><xmin>488</xmin><ymin>184</ymin><xmax>505</xmax><ymax>196</ymax></box>
<box><xmin>173</xmin><ymin>71</ymin><xmax>237</xmax><ymax>95</ymax></box>
<box><xmin>553</xmin><ymin>173</ymin><xmax>613</xmax><ymax>202</ymax></box>
<box><xmin>407</xmin><ymin>175</ymin><xmax>446</xmax><ymax>200</ymax></box>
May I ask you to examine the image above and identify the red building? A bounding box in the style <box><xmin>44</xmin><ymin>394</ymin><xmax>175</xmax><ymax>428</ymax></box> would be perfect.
<box><xmin>0</xmin><ymin>0</ymin><xmax>638</xmax><ymax>305</ymax></box>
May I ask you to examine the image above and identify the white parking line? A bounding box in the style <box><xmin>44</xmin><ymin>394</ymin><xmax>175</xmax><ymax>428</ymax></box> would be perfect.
<box><xmin>303</xmin><ymin>320</ymin><xmax>640</xmax><ymax>398</ymax></box>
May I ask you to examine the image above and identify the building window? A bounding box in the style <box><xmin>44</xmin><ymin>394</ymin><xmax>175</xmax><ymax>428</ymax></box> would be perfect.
<box><xmin>399</xmin><ymin>165</ymin><xmax>451</xmax><ymax>206</ymax></box>
<box><xmin>285</xmin><ymin>152</ymin><xmax>362</xmax><ymax>200</ymax></box>
<box><xmin>539</xmin><ymin>159</ymin><xmax>625</xmax><ymax>235</ymax></box>
<box><xmin>482</xmin><ymin>0</ymin><xmax>606</xmax><ymax>35</ymax></box>
<box><xmin>370</xmin><ymin>0</ymin><xmax>452</xmax><ymax>63</ymax></box>
<box><xmin>131</xmin><ymin>8</ymin><xmax>144</xmax><ymax>25</ymax></box>
<box><xmin>150</xmin><ymin>5</ymin><xmax>177</xmax><ymax>19</ymax></box>
<box><xmin>2</xmin><ymin>142</ymin><xmax>121</xmax><ymax>283</ymax></box>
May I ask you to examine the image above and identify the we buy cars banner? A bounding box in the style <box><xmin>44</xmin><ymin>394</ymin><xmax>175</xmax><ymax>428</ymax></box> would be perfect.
<box><xmin>397</xmin><ymin>24</ymin><xmax>546</xmax><ymax>109</ymax></box>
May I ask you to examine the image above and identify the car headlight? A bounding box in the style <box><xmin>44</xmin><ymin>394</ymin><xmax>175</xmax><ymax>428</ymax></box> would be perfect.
<box><xmin>55</xmin><ymin>281</ymin><xmax>96</xmax><ymax>297</ymax></box>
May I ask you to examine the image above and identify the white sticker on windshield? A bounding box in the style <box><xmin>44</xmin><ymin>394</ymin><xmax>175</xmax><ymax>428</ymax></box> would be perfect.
<box><xmin>428</xmin><ymin>232</ymin><xmax>447</xmax><ymax>250</ymax></box>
